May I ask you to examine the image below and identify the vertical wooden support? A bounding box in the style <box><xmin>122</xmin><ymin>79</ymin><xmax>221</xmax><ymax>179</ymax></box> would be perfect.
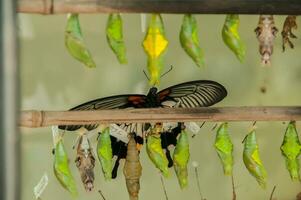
<box><xmin>0</xmin><ymin>0</ymin><xmax>20</xmax><ymax>199</ymax></box>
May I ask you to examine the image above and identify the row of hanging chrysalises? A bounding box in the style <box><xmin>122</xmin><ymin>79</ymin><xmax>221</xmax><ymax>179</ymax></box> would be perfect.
<box><xmin>50</xmin><ymin>121</ymin><xmax>301</xmax><ymax>199</ymax></box>
<box><xmin>65</xmin><ymin>14</ymin><xmax>297</xmax><ymax>86</ymax></box>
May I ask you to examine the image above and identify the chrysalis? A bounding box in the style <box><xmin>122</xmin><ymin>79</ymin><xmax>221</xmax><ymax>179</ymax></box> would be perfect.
<box><xmin>146</xmin><ymin>123</ymin><xmax>170</xmax><ymax>177</ymax></box>
<box><xmin>142</xmin><ymin>14</ymin><xmax>168</xmax><ymax>86</ymax></box>
<box><xmin>281</xmin><ymin>15</ymin><xmax>298</xmax><ymax>51</ymax></box>
<box><xmin>97</xmin><ymin>127</ymin><xmax>113</xmax><ymax>180</ymax></box>
<box><xmin>65</xmin><ymin>14</ymin><xmax>96</xmax><ymax>68</ymax></box>
<box><xmin>123</xmin><ymin>133</ymin><xmax>142</xmax><ymax>200</ymax></box>
<box><xmin>106</xmin><ymin>13</ymin><xmax>128</xmax><ymax>64</ymax></box>
<box><xmin>222</xmin><ymin>15</ymin><xmax>246</xmax><ymax>62</ymax></box>
<box><xmin>243</xmin><ymin>128</ymin><xmax>267</xmax><ymax>188</ymax></box>
<box><xmin>173</xmin><ymin>129</ymin><xmax>190</xmax><ymax>189</ymax></box>
<box><xmin>254</xmin><ymin>15</ymin><xmax>278</xmax><ymax>65</ymax></box>
<box><xmin>214</xmin><ymin>122</ymin><xmax>234</xmax><ymax>176</ymax></box>
<box><xmin>53</xmin><ymin>138</ymin><xmax>78</xmax><ymax>196</ymax></box>
<box><xmin>111</xmin><ymin>134</ymin><xmax>144</xmax><ymax>179</ymax></box>
<box><xmin>75</xmin><ymin>134</ymin><xmax>95</xmax><ymax>191</ymax></box>
<box><xmin>280</xmin><ymin>121</ymin><xmax>301</xmax><ymax>181</ymax></box>
<box><xmin>180</xmin><ymin>14</ymin><xmax>205</xmax><ymax>67</ymax></box>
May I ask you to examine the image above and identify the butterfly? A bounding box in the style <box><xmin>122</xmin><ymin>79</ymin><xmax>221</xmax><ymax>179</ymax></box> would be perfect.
<box><xmin>58</xmin><ymin>80</ymin><xmax>227</xmax><ymax>178</ymax></box>
<box><xmin>58</xmin><ymin>80</ymin><xmax>227</xmax><ymax>131</ymax></box>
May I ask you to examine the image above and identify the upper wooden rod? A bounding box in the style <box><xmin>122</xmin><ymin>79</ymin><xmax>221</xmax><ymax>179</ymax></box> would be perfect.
<box><xmin>20</xmin><ymin>106</ymin><xmax>301</xmax><ymax>128</ymax></box>
<box><xmin>17</xmin><ymin>0</ymin><xmax>301</xmax><ymax>14</ymax></box>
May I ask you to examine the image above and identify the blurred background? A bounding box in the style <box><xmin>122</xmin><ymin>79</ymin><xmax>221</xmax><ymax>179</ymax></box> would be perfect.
<box><xmin>19</xmin><ymin>14</ymin><xmax>301</xmax><ymax>200</ymax></box>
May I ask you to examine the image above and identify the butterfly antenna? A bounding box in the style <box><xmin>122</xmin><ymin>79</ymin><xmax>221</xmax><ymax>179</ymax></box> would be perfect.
<box><xmin>161</xmin><ymin>65</ymin><xmax>173</xmax><ymax>78</ymax></box>
<box><xmin>143</xmin><ymin>70</ymin><xmax>150</xmax><ymax>81</ymax></box>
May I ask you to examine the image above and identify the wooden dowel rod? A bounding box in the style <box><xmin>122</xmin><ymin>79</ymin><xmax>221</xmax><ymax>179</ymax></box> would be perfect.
<box><xmin>17</xmin><ymin>0</ymin><xmax>301</xmax><ymax>15</ymax></box>
<box><xmin>20</xmin><ymin>106</ymin><xmax>301</xmax><ymax>128</ymax></box>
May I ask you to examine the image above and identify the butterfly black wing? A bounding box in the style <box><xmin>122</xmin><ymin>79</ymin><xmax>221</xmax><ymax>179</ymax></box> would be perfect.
<box><xmin>58</xmin><ymin>94</ymin><xmax>147</xmax><ymax>131</ymax></box>
<box><xmin>161</xmin><ymin>123</ymin><xmax>182</xmax><ymax>167</ymax></box>
<box><xmin>158</xmin><ymin>80</ymin><xmax>227</xmax><ymax>108</ymax></box>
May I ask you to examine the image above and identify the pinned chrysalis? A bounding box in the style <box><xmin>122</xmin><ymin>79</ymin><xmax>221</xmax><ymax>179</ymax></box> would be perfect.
<box><xmin>281</xmin><ymin>15</ymin><xmax>298</xmax><ymax>52</ymax></box>
<box><xmin>146</xmin><ymin>123</ymin><xmax>170</xmax><ymax>177</ymax></box>
<box><xmin>65</xmin><ymin>14</ymin><xmax>96</xmax><ymax>68</ymax></box>
<box><xmin>180</xmin><ymin>14</ymin><xmax>205</xmax><ymax>67</ymax></box>
<box><xmin>123</xmin><ymin>133</ymin><xmax>142</xmax><ymax>200</ymax></box>
<box><xmin>53</xmin><ymin>138</ymin><xmax>78</xmax><ymax>196</ymax></box>
<box><xmin>97</xmin><ymin>127</ymin><xmax>113</xmax><ymax>180</ymax></box>
<box><xmin>173</xmin><ymin>129</ymin><xmax>190</xmax><ymax>189</ymax></box>
<box><xmin>222</xmin><ymin>15</ymin><xmax>246</xmax><ymax>62</ymax></box>
<box><xmin>243</xmin><ymin>128</ymin><xmax>267</xmax><ymax>188</ymax></box>
<box><xmin>106</xmin><ymin>13</ymin><xmax>128</xmax><ymax>64</ymax></box>
<box><xmin>280</xmin><ymin>121</ymin><xmax>301</xmax><ymax>181</ymax></box>
<box><xmin>214</xmin><ymin>122</ymin><xmax>234</xmax><ymax>176</ymax></box>
<box><xmin>75</xmin><ymin>134</ymin><xmax>96</xmax><ymax>191</ymax></box>
<box><xmin>142</xmin><ymin>14</ymin><xmax>168</xmax><ymax>86</ymax></box>
<box><xmin>254</xmin><ymin>15</ymin><xmax>278</xmax><ymax>65</ymax></box>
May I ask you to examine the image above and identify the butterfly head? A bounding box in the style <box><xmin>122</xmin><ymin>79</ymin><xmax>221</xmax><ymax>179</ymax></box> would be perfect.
<box><xmin>148</xmin><ymin>87</ymin><xmax>158</xmax><ymax>96</ymax></box>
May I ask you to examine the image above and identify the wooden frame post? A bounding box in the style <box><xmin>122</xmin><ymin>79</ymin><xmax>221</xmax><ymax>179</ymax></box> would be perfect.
<box><xmin>1</xmin><ymin>0</ymin><xmax>20</xmax><ymax>199</ymax></box>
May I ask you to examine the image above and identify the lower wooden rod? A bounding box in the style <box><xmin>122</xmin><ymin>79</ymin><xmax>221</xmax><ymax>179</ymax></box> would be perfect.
<box><xmin>19</xmin><ymin>106</ymin><xmax>301</xmax><ymax>128</ymax></box>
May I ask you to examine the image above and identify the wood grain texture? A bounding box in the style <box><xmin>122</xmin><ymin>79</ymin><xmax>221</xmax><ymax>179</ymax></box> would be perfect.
<box><xmin>17</xmin><ymin>0</ymin><xmax>301</xmax><ymax>14</ymax></box>
<box><xmin>20</xmin><ymin>106</ymin><xmax>301</xmax><ymax>128</ymax></box>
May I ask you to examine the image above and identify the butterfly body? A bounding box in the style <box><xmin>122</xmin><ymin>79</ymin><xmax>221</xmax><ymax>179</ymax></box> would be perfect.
<box><xmin>142</xmin><ymin>87</ymin><xmax>161</xmax><ymax>108</ymax></box>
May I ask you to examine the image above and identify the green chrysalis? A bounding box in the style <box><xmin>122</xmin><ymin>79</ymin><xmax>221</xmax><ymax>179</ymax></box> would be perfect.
<box><xmin>280</xmin><ymin>121</ymin><xmax>301</xmax><ymax>181</ymax></box>
<box><xmin>222</xmin><ymin>14</ymin><xmax>246</xmax><ymax>62</ymax></box>
<box><xmin>53</xmin><ymin>138</ymin><xmax>78</xmax><ymax>196</ymax></box>
<box><xmin>214</xmin><ymin>122</ymin><xmax>234</xmax><ymax>176</ymax></box>
<box><xmin>106</xmin><ymin>13</ymin><xmax>128</xmax><ymax>64</ymax></box>
<box><xmin>180</xmin><ymin>14</ymin><xmax>205</xmax><ymax>67</ymax></box>
<box><xmin>65</xmin><ymin>13</ymin><xmax>96</xmax><ymax>68</ymax></box>
<box><xmin>173</xmin><ymin>129</ymin><xmax>190</xmax><ymax>189</ymax></box>
<box><xmin>146</xmin><ymin>130</ymin><xmax>169</xmax><ymax>177</ymax></box>
<box><xmin>243</xmin><ymin>129</ymin><xmax>267</xmax><ymax>188</ymax></box>
<box><xmin>97</xmin><ymin>127</ymin><xmax>113</xmax><ymax>180</ymax></box>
